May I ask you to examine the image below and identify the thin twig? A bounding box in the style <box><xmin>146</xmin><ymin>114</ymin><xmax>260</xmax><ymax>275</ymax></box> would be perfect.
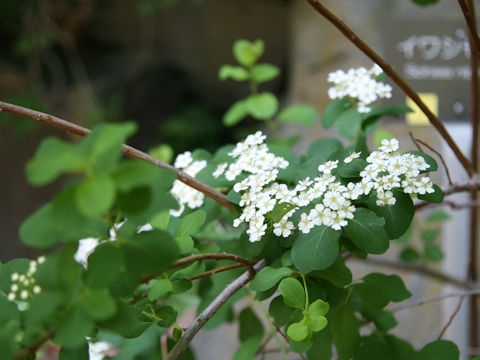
<box><xmin>415</xmin><ymin>199</ymin><xmax>480</xmax><ymax>211</ymax></box>
<box><xmin>188</xmin><ymin>263</ymin><xmax>245</xmax><ymax>281</ymax></box>
<box><xmin>458</xmin><ymin>0</ymin><xmax>480</xmax><ymax>54</ymax></box>
<box><xmin>305</xmin><ymin>0</ymin><xmax>475</xmax><ymax>177</ymax></box>
<box><xmin>415</xmin><ymin>177</ymin><xmax>480</xmax><ymax>209</ymax></box>
<box><xmin>391</xmin><ymin>289</ymin><xmax>480</xmax><ymax>313</ymax></box>
<box><xmin>408</xmin><ymin>131</ymin><xmax>423</xmax><ymax>152</ymax></box>
<box><xmin>0</xmin><ymin>101</ymin><xmax>235</xmax><ymax>212</ymax></box>
<box><xmin>256</xmin><ymin>334</ymin><xmax>274</xmax><ymax>356</ymax></box>
<box><xmin>171</xmin><ymin>253</ymin><xmax>257</xmax><ymax>269</ymax></box>
<box><xmin>166</xmin><ymin>260</ymin><xmax>267</xmax><ymax>360</ymax></box>
<box><xmin>15</xmin><ymin>331</ymin><xmax>54</xmax><ymax>359</ymax></box>
<box><xmin>161</xmin><ymin>333</ymin><xmax>169</xmax><ymax>359</ymax></box>
<box><xmin>437</xmin><ymin>296</ymin><xmax>465</xmax><ymax>340</ymax></box>
<box><xmin>350</xmin><ymin>257</ymin><xmax>476</xmax><ymax>289</ymax></box>
<box><xmin>414</xmin><ymin>137</ymin><xmax>453</xmax><ymax>186</ymax></box>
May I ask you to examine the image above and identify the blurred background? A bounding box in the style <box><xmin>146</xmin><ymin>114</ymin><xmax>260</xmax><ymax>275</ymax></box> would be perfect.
<box><xmin>0</xmin><ymin>0</ymin><xmax>478</xmax><ymax>358</ymax></box>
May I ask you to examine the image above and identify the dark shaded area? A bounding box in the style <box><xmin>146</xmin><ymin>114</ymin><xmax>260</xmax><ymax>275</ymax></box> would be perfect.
<box><xmin>0</xmin><ymin>0</ymin><xmax>291</xmax><ymax>261</ymax></box>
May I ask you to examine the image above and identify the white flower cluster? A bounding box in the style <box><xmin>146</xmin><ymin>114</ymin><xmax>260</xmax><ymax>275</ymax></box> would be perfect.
<box><xmin>170</xmin><ymin>151</ymin><xmax>207</xmax><ymax>217</ymax></box>
<box><xmin>88</xmin><ymin>340</ymin><xmax>113</xmax><ymax>360</ymax></box>
<box><xmin>7</xmin><ymin>256</ymin><xmax>45</xmax><ymax>301</ymax></box>
<box><xmin>327</xmin><ymin>64</ymin><xmax>392</xmax><ymax>113</ymax></box>
<box><xmin>213</xmin><ymin>133</ymin><xmax>435</xmax><ymax>243</ymax></box>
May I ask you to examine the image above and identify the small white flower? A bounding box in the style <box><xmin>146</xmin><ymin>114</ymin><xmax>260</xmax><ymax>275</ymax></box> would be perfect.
<box><xmin>318</xmin><ymin>160</ymin><xmax>338</xmax><ymax>174</ymax></box>
<box><xmin>7</xmin><ymin>293</ymin><xmax>15</xmax><ymax>301</ymax></box>
<box><xmin>344</xmin><ymin>152</ymin><xmax>361</xmax><ymax>163</ymax></box>
<box><xmin>33</xmin><ymin>286</ymin><xmax>42</xmax><ymax>294</ymax></box>
<box><xmin>174</xmin><ymin>151</ymin><xmax>193</xmax><ymax>168</ymax></box>
<box><xmin>213</xmin><ymin>163</ymin><xmax>228</xmax><ymax>178</ymax></box>
<box><xmin>20</xmin><ymin>290</ymin><xmax>29</xmax><ymax>300</ymax></box>
<box><xmin>11</xmin><ymin>273</ymin><xmax>19</xmax><ymax>281</ymax></box>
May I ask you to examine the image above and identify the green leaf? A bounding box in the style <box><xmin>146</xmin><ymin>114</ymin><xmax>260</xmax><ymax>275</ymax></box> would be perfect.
<box><xmin>292</xmin><ymin>226</ymin><xmax>341</xmax><ymax>273</ymax></box>
<box><xmin>311</xmin><ymin>256</ymin><xmax>352</xmax><ymax>287</ymax></box>
<box><xmin>426</xmin><ymin>210</ymin><xmax>450</xmax><ymax>223</ymax></box>
<box><xmin>233</xmin><ymin>335</ymin><xmax>262</xmax><ymax>360</ymax></box>
<box><xmin>287</xmin><ymin>320</ymin><xmax>310</xmax><ymax>342</ymax></box>
<box><xmin>345</xmin><ymin>208</ymin><xmax>389</xmax><ymax>254</ymax></box>
<box><xmin>81</xmin><ymin>289</ymin><xmax>117</xmax><ymax>321</ymax></box>
<box><xmin>354</xmin><ymin>273</ymin><xmax>411</xmax><ymax>309</ymax></box>
<box><xmin>329</xmin><ymin>305</ymin><xmax>360</xmax><ymax>360</ymax></box>
<box><xmin>239</xmin><ymin>307</ymin><xmax>264</xmax><ymax>342</ymax></box>
<box><xmin>223</xmin><ymin>99</ymin><xmax>248</xmax><ymax>126</ymax></box>
<box><xmin>250</xmin><ymin>266</ymin><xmax>294</xmax><ymax>292</ymax></box>
<box><xmin>219</xmin><ymin>65</ymin><xmax>249</xmax><ymax>81</ymax></box>
<box><xmin>251</xmin><ymin>63</ymin><xmax>280</xmax><ymax>83</ymax></box>
<box><xmin>368</xmin><ymin>190</ymin><xmax>415</xmax><ymax>239</ymax></box>
<box><xmin>75</xmin><ymin>174</ymin><xmax>116</xmax><ymax>218</ymax></box>
<box><xmin>406</xmin><ymin>151</ymin><xmax>438</xmax><ymax>172</ymax></box>
<box><xmin>400</xmin><ymin>247</ymin><xmax>420</xmax><ymax>263</ymax></box>
<box><xmin>363</xmin><ymin>104</ymin><xmax>413</xmax><ymax>119</ymax></box>
<box><xmin>271</xmin><ymin>202</ymin><xmax>297</xmax><ymax>223</ymax></box>
<box><xmin>418</xmin><ymin>184</ymin><xmax>443</xmax><ymax>203</ymax></box>
<box><xmin>175</xmin><ymin>210</ymin><xmax>206</xmax><ymax>236</ymax></box>
<box><xmin>322</xmin><ymin>98</ymin><xmax>352</xmax><ymax>129</ymax></box>
<box><xmin>421</xmin><ymin>228</ymin><xmax>441</xmax><ymax>245</ymax></box>
<box><xmin>58</xmin><ymin>342</ymin><xmax>89</xmax><ymax>360</ymax></box>
<box><xmin>87</xmin><ymin>122</ymin><xmax>137</xmax><ymax>168</ymax></box>
<box><xmin>373</xmin><ymin>128</ymin><xmax>394</xmax><ymax>148</ymax></box>
<box><xmin>269</xmin><ymin>296</ymin><xmax>293</xmax><ymax>326</ymax></box>
<box><xmin>150</xmin><ymin>211</ymin><xmax>170</xmax><ymax>231</ymax></box>
<box><xmin>148</xmin><ymin>143</ymin><xmax>174</xmax><ymax>163</ymax></box>
<box><xmin>246</xmin><ymin>92</ymin><xmax>278</xmax><ymax>120</ymax></box>
<box><xmin>310</xmin><ymin>314</ymin><xmax>328</xmax><ymax>332</ymax></box>
<box><xmin>147</xmin><ymin>279</ymin><xmax>173</xmax><ymax>301</ymax></box>
<box><xmin>277</xmin><ymin>105</ymin><xmax>318</xmax><ymax>126</ymax></box>
<box><xmin>26</xmin><ymin>137</ymin><xmax>87</xmax><ymax>186</ymax></box>
<box><xmin>155</xmin><ymin>305</ymin><xmax>177</xmax><ymax>328</ymax></box>
<box><xmin>411</xmin><ymin>0</ymin><xmax>439</xmax><ymax>6</ymax></box>
<box><xmin>99</xmin><ymin>301</ymin><xmax>149</xmax><ymax>338</ymax></box>
<box><xmin>54</xmin><ymin>307</ymin><xmax>95</xmax><ymax>349</ymax></box>
<box><xmin>307</xmin><ymin>329</ymin><xmax>333</xmax><ymax>360</ymax></box>
<box><xmin>172</xmin><ymin>279</ymin><xmax>192</xmax><ymax>294</ymax></box>
<box><xmin>337</xmin><ymin>158</ymin><xmax>367</xmax><ymax>178</ymax></box>
<box><xmin>309</xmin><ymin>299</ymin><xmax>330</xmax><ymax>317</ymax></box>
<box><xmin>86</xmin><ymin>243</ymin><xmax>123</xmax><ymax>289</ymax></box>
<box><xmin>307</xmin><ymin>138</ymin><xmax>343</xmax><ymax>159</ymax></box>
<box><xmin>175</xmin><ymin>235</ymin><xmax>194</xmax><ymax>254</ymax></box>
<box><xmin>425</xmin><ymin>244</ymin><xmax>444</xmax><ymax>262</ymax></box>
<box><xmin>279</xmin><ymin>278</ymin><xmax>305</xmax><ymax>309</ymax></box>
<box><xmin>233</xmin><ymin>39</ymin><xmax>264</xmax><ymax>67</ymax></box>
<box><xmin>418</xmin><ymin>340</ymin><xmax>459</xmax><ymax>360</ymax></box>
<box><xmin>20</xmin><ymin>204</ymin><xmax>60</xmax><ymax>248</ymax></box>
<box><xmin>335</xmin><ymin>109</ymin><xmax>363</xmax><ymax>140</ymax></box>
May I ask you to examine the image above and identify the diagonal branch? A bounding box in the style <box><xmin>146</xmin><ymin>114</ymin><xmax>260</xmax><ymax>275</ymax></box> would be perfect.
<box><xmin>351</xmin><ymin>257</ymin><xmax>476</xmax><ymax>289</ymax></box>
<box><xmin>391</xmin><ymin>289</ymin><xmax>480</xmax><ymax>313</ymax></box>
<box><xmin>0</xmin><ymin>100</ymin><xmax>235</xmax><ymax>212</ymax></box>
<box><xmin>458</xmin><ymin>0</ymin><xmax>480</xmax><ymax>54</ymax></box>
<box><xmin>166</xmin><ymin>259</ymin><xmax>267</xmax><ymax>360</ymax></box>
<box><xmin>305</xmin><ymin>0</ymin><xmax>475</xmax><ymax>178</ymax></box>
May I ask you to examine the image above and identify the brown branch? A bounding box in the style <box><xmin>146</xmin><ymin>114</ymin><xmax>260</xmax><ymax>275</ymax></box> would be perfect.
<box><xmin>414</xmin><ymin>177</ymin><xmax>480</xmax><ymax>209</ymax></box>
<box><xmin>413</xmin><ymin>137</ymin><xmax>453</xmax><ymax>186</ymax></box>
<box><xmin>415</xmin><ymin>199</ymin><xmax>480</xmax><ymax>211</ymax></box>
<box><xmin>305</xmin><ymin>0</ymin><xmax>475</xmax><ymax>177</ymax></box>
<box><xmin>15</xmin><ymin>331</ymin><xmax>54</xmax><ymax>360</ymax></box>
<box><xmin>350</xmin><ymin>257</ymin><xmax>476</xmax><ymax>289</ymax></box>
<box><xmin>166</xmin><ymin>259</ymin><xmax>267</xmax><ymax>360</ymax></box>
<box><xmin>188</xmin><ymin>263</ymin><xmax>245</xmax><ymax>281</ymax></box>
<box><xmin>391</xmin><ymin>289</ymin><xmax>480</xmax><ymax>313</ymax></box>
<box><xmin>458</xmin><ymin>0</ymin><xmax>480</xmax><ymax>55</ymax></box>
<box><xmin>0</xmin><ymin>100</ymin><xmax>235</xmax><ymax>212</ymax></box>
<box><xmin>408</xmin><ymin>131</ymin><xmax>423</xmax><ymax>152</ymax></box>
<box><xmin>437</xmin><ymin>296</ymin><xmax>465</xmax><ymax>340</ymax></box>
<box><xmin>171</xmin><ymin>252</ymin><xmax>257</xmax><ymax>269</ymax></box>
